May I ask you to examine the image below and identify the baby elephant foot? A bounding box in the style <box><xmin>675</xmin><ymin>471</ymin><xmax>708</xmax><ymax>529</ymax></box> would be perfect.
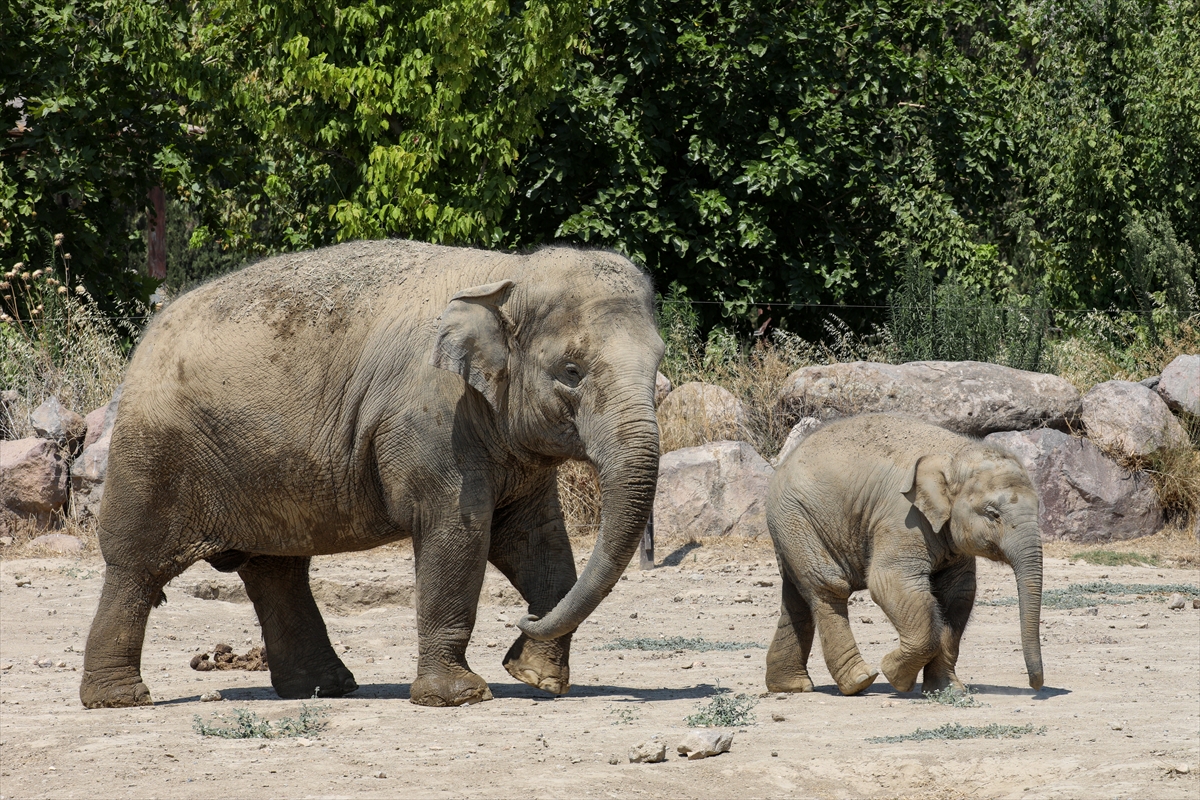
<box><xmin>881</xmin><ymin>650</ymin><xmax>921</xmax><ymax>693</ymax></box>
<box><xmin>79</xmin><ymin>668</ymin><xmax>152</xmax><ymax>709</ymax></box>
<box><xmin>835</xmin><ymin>668</ymin><xmax>879</xmax><ymax>696</ymax></box>
<box><xmin>271</xmin><ymin>659</ymin><xmax>358</xmax><ymax>700</ymax></box>
<box><xmin>503</xmin><ymin>634</ymin><xmax>571</xmax><ymax>695</ymax></box>
<box><xmin>765</xmin><ymin>663</ymin><xmax>815</xmax><ymax>693</ymax></box>
<box><xmin>921</xmin><ymin>666</ymin><xmax>965</xmax><ymax>694</ymax></box>
<box><xmin>411</xmin><ymin>669</ymin><xmax>493</xmax><ymax>707</ymax></box>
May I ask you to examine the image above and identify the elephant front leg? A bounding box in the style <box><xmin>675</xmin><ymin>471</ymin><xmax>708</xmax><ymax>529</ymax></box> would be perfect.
<box><xmin>490</xmin><ymin>487</ymin><xmax>576</xmax><ymax>696</ymax></box>
<box><xmin>238</xmin><ymin>556</ymin><xmax>357</xmax><ymax>699</ymax></box>
<box><xmin>765</xmin><ymin>565</ymin><xmax>816</xmax><ymax>693</ymax></box>
<box><xmin>870</xmin><ymin>569</ymin><xmax>942</xmax><ymax>693</ymax></box>
<box><xmin>923</xmin><ymin>558</ymin><xmax>976</xmax><ymax>692</ymax></box>
<box><xmin>812</xmin><ymin>594</ymin><xmax>878</xmax><ymax>695</ymax></box>
<box><xmin>410</xmin><ymin>520</ymin><xmax>493</xmax><ymax>707</ymax></box>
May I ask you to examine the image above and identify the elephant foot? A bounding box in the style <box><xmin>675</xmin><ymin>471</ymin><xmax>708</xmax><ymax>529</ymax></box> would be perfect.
<box><xmin>881</xmin><ymin>650</ymin><xmax>920</xmax><ymax>693</ymax></box>
<box><xmin>765</xmin><ymin>664</ymin><xmax>815</xmax><ymax>693</ymax></box>
<box><xmin>271</xmin><ymin>659</ymin><xmax>358</xmax><ymax>700</ymax></box>
<box><xmin>835</xmin><ymin>669</ymin><xmax>878</xmax><ymax>696</ymax></box>
<box><xmin>411</xmin><ymin>670</ymin><xmax>493</xmax><ymax>707</ymax></box>
<box><xmin>921</xmin><ymin>668</ymin><xmax>964</xmax><ymax>694</ymax></box>
<box><xmin>80</xmin><ymin>668</ymin><xmax>153</xmax><ymax>709</ymax></box>
<box><xmin>502</xmin><ymin>635</ymin><xmax>571</xmax><ymax>695</ymax></box>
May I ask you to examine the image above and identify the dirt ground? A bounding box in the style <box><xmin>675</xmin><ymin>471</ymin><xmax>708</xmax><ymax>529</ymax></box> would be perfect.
<box><xmin>1</xmin><ymin>535</ymin><xmax>1198</xmax><ymax>800</ymax></box>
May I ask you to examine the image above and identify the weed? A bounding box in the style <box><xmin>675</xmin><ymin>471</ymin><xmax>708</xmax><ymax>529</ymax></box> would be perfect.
<box><xmin>685</xmin><ymin>686</ymin><xmax>757</xmax><ymax>728</ymax></box>
<box><xmin>599</xmin><ymin>636</ymin><xmax>766</xmax><ymax>652</ymax></box>
<box><xmin>868</xmin><ymin>723</ymin><xmax>1045</xmax><ymax>744</ymax></box>
<box><xmin>922</xmin><ymin>686</ymin><xmax>983</xmax><ymax>708</ymax></box>
<box><xmin>979</xmin><ymin>581</ymin><xmax>1198</xmax><ymax>609</ymax></box>
<box><xmin>1072</xmin><ymin>550</ymin><xmax>1160</xmax><ymax>567</ymax></box>
<box><xmin>193</xmin><ymin>703</ymin><xmax>328</xmax><ymax>739</ymax></box>
<box><xmin>607</xmin><ymin>706</ymin><xmax>638</xmax><ymax>726</ymax></box>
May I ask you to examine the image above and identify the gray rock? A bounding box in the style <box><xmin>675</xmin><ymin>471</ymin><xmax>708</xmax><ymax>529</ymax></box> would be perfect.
<box><xmin>778</xmin><ymin>361</ymin><xmax>1081</xmax><ymax>436</ymax></box>
<box><xmin>69</xmin><ymin>385</ymin><xmax>122</xmax><ymax>520</ymax></box>
<box><xmin>773</xmin><ymin>417</ymin><xmax>822</xmax><ymax>466</ymax></box>
<box><xmin>654</xmin><ymin>441</ymin><xmax>773</xmax><ymax>539</ymax></box>
<box><xmin>199</xmin><ymin>690</ymin><xmax>222</xmax><ymax>702</ymax></box>
<box><xmin>29</xmin><ymin>397</ymin><xmax>87</xmax><ymax>454</ymax></box>
<box><xmin>676</xmin><ymin>729</ymin><xmax>733</xmax><ymax>760</ymax></box>
<box><xmin>628</xmin><ymin>739</ymin><xmax>666</xmax><ymax>764</ymax></box>
<box><xmin>658</xmin><ymin>382</ymin><xmax>747</xmax><ymax>445</ymax></box>
<box><xmin>1139</xmin><ymin>375</ymin><xmax>1161</xmax><ymax>391</ymax></box>
<box><xmin>1157</xmin><ymin>354</ymin><xmax>1200</xmax><ymax>416</ymax></box>
<box><xmin>1167</xmin><ymin>593</ymin><xmax>1185</xmax><ymax>610</ymax></box>
<box><xmin>0</xmin><ymin>437</ymin><xmax>69</xmax><ymax>525</ymax></box>
<box><xmin>984</xmin><ymin>429</ymin><xmax>1162</xmax><ymax>542</ymax></box>
<box><xmin>655</xmin><ymin>372</ymin><xmax>673</xmax><ymax>407</ymax></box>
<box><xmin>29</xmin><ymin>533</ymin><xmax>83</xmax><ymax>554</ymax></box>
<box><xmin>1082</xmin><ymin>380</ymin><xmax>1188</xmax><ymax>458</ymax></box>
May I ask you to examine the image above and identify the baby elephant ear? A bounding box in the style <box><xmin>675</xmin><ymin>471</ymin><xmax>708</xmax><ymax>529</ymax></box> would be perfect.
<box><xmin>904</xmin><ymin>454</ymin><xmax>954</xmax><ymax>532</ymax></box>
<box><xmin>429</xmin><ymin>280</ymin><xmax>516</xmax><ymax>412</ymax></box>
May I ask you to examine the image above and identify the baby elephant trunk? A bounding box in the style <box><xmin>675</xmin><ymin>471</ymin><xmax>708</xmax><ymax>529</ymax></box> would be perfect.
<box><xmin>1002</xmin><ymin>522</ymin><xmax>1044</xmax><ymax>690</ymax></box>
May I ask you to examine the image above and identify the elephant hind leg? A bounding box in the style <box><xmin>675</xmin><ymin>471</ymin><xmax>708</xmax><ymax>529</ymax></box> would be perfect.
<box><xmin>765</xmin><ymin>566</ymin><xmax>816</xmax><ymax>693</ymax></box>
<box><xmin>812</xmin><ymin>594</ymin><xmax>878</xmax><ymax>696</ymax></box>
<box><xmin>81</xmin><ymin>563</ymin><xmax>175</xmax><ymax>708</ymax></box>
<box><xmin>238</xmin><ymin>555</ymin><xmax>357</xmax><ymax>699</ymax></box>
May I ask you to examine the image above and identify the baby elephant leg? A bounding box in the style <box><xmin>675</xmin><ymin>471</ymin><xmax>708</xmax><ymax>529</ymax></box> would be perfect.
<box><xmin>811</xmin><ymin>594</ymin><xmax>878</xmax><ymax>695</ymax></box>
<box><xmin>765</xmin><ymin>570</ymin><xmax>816</xmax><ymax>693</ymax></box>
<box><xmin>923</xmin><ymin>559</ymin><xmax>976</xmax><ymax>692</ymax></box>
<box><xmin>870</xmin><ymin>569</ymin><xmax>942</xmax><ymax>692</ymax></box>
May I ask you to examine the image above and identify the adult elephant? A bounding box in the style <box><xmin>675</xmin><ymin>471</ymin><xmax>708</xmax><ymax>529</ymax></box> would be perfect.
<box><xmin>80</xmin><ymin>240</ymin><xmax>664</xmax><ymax>709</ymax></box>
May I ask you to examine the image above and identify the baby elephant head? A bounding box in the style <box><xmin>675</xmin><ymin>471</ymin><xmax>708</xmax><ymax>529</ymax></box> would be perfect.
<box><xmin>905</xmin><ymin>447</ymin><xmax>1044</xmax><ymax>690</ymax></box>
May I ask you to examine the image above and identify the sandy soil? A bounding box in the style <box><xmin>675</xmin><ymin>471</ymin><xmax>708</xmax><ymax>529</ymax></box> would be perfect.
<box><xmin>1</xmin><ymin>537</ymin><xmax>1197</xmax><ymax>800</ymax></box>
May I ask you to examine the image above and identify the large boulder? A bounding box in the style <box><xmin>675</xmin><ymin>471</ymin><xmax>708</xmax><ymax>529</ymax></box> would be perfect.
<box><xmin>0</xmin><ymin>437</ymin><xmax>70</xmax><ymax>526</ymax></box>
<box><xmin>1082</xmin><ymin>380</ymin><xmax>1188</xmax><ymax>459</ymax></box>
<box><xmin>984</xmin><ymin>429</ymin><xmax>1162</xmax><ymax>543</ymax></box>
<box><xmin>655</xmin><ymin>372</ymin><xmax>673</xmax><ymax>407</ymax></box>
<box><xmin>658</xmin><ymin>381</ymin><xmax>747</xmax><ymax>450</ymax></box>
<box><xmin>1157</xmin><ymin>354</ymin><xmax>1199</xmax><ymax>416</ymax></box>
<box><xmin>653</xmin><ymin>440</ymin><xmax>772</xmax><ymax>540</ymax></box>
<box><xmin>70</xmin><ymin>385</ymin><xmax>122</xmax><ymax>520</ymax></box>
<box><xmin>778</xmin><ymin>361</ymin><xmax>1081</xmax><ymax>436</ymax></box>
<box><xmin>30</xmin><ymin>396</ymin><xmax>87</xmax><ymax>455</ymax></box>
<box><xmin>773</xmin><ymin>417</ymin><xmax>822</xmax><ymax>466</ymax></box>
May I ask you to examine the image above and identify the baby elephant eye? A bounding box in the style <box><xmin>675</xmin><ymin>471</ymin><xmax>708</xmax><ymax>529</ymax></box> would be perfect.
<box><xmin>984</xmin><ymin>504</ymin><xmax>1001</xmax><ymax>520</ymax></box>
<box><xmin>558</xmin><ymin>362</ymin><xmax>583</xmax><ymax>387</ymax></box>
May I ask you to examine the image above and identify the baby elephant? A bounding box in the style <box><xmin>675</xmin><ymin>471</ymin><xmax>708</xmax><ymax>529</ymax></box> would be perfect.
<box><xmin>765</xmin><ymin>414</ymin><xmax>1044</xmax><ymax>696</ymax></box>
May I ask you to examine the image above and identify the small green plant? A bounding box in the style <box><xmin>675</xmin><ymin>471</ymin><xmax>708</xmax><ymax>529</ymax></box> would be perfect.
<box><xmin>922</xmin><ymin>686</ymin><xmax>982</xmax><ymax>708</ymax></box>
<box><xmin>685</xmin><ymin>687</ymin><xmax>757</xmax><ymax>728</ymax></box>
<box><xmin>868</xmin><ymin>723</ymin><xmax>1045</xmax><ymax>744</ymax></box>
<box><xmin>1072</xmin><ymin>550</ymin><xmax>1159</xmax><ymax>567</ymax></box>
<box><xmin>599</xmin><ymin>636</ymin><xmax>766</xmax><ymax>652</ymax></box>
<box><xmin>979</xmin><ymin>581</ymin><xmax>1198</xmax><ymax>610</ymax></box>
<box><xmin>607</xmin><ymin>705</ymin><xmax>639</xmax><ymax>726</ymax></box>
<box><xmin>193</xmin><ymin>703</ymin><xmax>328</xmax><ymax>739</ymax></box>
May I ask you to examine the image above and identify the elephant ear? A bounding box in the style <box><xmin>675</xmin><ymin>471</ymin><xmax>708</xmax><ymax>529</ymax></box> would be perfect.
<box><xmin>429</xmin><ymin>280</ymin><xmax>515</xmax><ymax>412</ymax></box>
<box><xmin>904</xmin><ymin>454</ymin><xmax>954</xmax><ymax>532</ymax></box>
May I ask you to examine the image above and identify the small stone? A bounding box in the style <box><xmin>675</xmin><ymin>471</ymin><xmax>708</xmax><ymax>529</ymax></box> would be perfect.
<box><xmin>1084</xmin><ymin>607</ymin><xmax>1098</xmax><ymax>616</ymax></box>
<box><xmin>372</xmin><ymin>771</ymin><xmax>387</xmax><ymax>779</ymax></box>
<box><xmin>200</xmin><ymin>690</ymin><xmax>222</xmax><ymax>702</ymax></box>
<box><xmin>486</xmin><ymin>641</ymin><xmax>498</xmax><ymax>648</ymax></box>
<box><xmin>15</xmin><ymin>579</ymin><xmax>31</xmax><ymax>588</ymax></box>
<box><xmin>673</xmin><ymin>594</ymin><xmax>683</xmax><ymax>602</ymax></box>
<box><xmin>860</xmin><ymin>616</ymin><xmax>873</xmax><ymax>624</ymax></box>
<box><xmin>1109</xmin><ymin>721</ymin><xmax>1123</xmax><ymax>731</ymax></box>
<box><xmin>1136</xmin><ymin>622</ymin><xmax>1148</xmax><ymax>629</ymax></box>
<box><xmin>628</xmin><ymin>740</ymin><xmax>667</xmax><ymax>764</ymax></box>
<box><xmin>365</xmin><ymin>657</ymin><xmax>375</xmax><ymax>663</ymax></box>
<box><xmin>1193</xmin><ymin>599</ymin><xmax>1200</xmax><ymax>610</ymax></box>
<box><xmin>570</xmin><ymin>756</ymin><xmax>582</xmax><ymax>764</ymax></box>
<box><xmin>733</xmin><ymin>592</ymin><xmax>752</xmax><ymax>603</ymax></box>
<box><xmin>677</xmin><ymin>729</ymin><xmax>734</xmax><ymax>760</ymax></box>
<box><xmin>629</xmin><ymin>612</ymin><xmax>638</xmax><ymax>619</ymax></box>
<box><xmin>1172</xmin><ymin>763</ymin><xmax>1190</xmax><ymax>775</ymax></box>
<box><xmin>771</xmin><ymin>712</ymin><xmax>785</xmax><ymax>722</ymax></box>
<box><xmin>753</xmin><ymin>579</ymin><xmax>774</xmax><ymax>587</ymax></box>
<box><xmin>54</xmin><ymin>661</ymin><xmax>65</xmax><ymax>668</ymax></box>
<box><xmin>35</xmin><ymin>658</ymin><xmax>53</xmax><ymax>668</ymax></box>
<box><xmin>0</xmin><ymin>663</ymin><xmax>11</xmax><ymax>671</ymax></box>
<box><xmin>771</xmin><ymin>751</ymin><xmax>779</xmax><ymax>757</ymax></box>
<box><xmin>1167</xmin><ymin>593</ymin><xmax>1185</xmax><ymax>610</ymax></box>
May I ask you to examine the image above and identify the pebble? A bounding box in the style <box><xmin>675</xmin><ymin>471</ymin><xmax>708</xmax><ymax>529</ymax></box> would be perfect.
<box><xmin>15</xmin><ymin>579</ymin><xmax>31</xmax><ymax>588</ymax></box>
<box><xmin>372</xmin><ymin>771</ymin><xmax>387</xmax><ymax>779</ymax></box>
<box><xmin>771</xmin><ymin>712</ymin><xmax>785</xmax><ymax>722</ymax></box>
<box><xmin>733</xmin><ymin>592</ymin><xmax>752</xmax><ymax>604</ymax></box>
<box><xmin>1173</xmin><ymin>763</ymin><xmax>1190</xmax><ymax>775</ymax></box>
<box><xmin>628</xmin><ymin>740</ymin><xmax>666</xmax><ymax>764</ymax></box>
<box><xmin>753</xmin><ymin>579</ymin><xmax>774</xmax><ymax>587</ymax></box>
<box><xmin>860</xmin><ymin>616</ymin><xmax>874</xmax><ymax>624</ymax></box>
<box><xmin>608</xmin><ymin>755</ymin><xmax>621</xmax><ymax>765</ymax></box>
<box><xmin>1193</xmin><ymin>599</ymin><xmax>1200</xmax><ymax>610</ymax></box>
<box><xmin>677</xmin><ymin>729</ymin><xmax>733</xmax><ymax>760</ymax></box>
<box><xmin>1136</xmin><ymin>622</ymin><xmax>1148</xmax><ymax>629</ymax></box>
<box><xmin>1083</xmin><ymin>607</ymin><xmax>1099</xmax><ymax>616</ymax></box>
<box><xmin>33</xmin><ymin>658</ymin><xmax>53</xmax><ymax>668</ymax></box>
<box><xmin>486</xmin><ymin>641</ymin><xmax>498</xmax><ymax>648</ymax></box>
<box><xmin>1</xmin><ymin>664</ymin><xmax>12</xmax><ymax>671</ymax></box>
<box><xmin>673</xmin><ymin>594</ymin><xmax>684</xmax><ymax>602</ymax></box>
<box><xmin>200</xmin><ymin>690</ymin><xmax>222</xmax><ymax>702</ymax></box>
<box><xmin>629</xmin><ymin>612</ymin><xmax>638</xmax><ymax>619</ymax></box>
<box><xmin>365</xmin><ymin>657</ymin><xmax>375</xmax><ymax>663</ymax></box>
<box><xmin>54</xmin><ymin>661</ymin><xmax>65</xmax><ymax>668</ymax></box>
<box><xmin>1166</xmin><ymin>594</ymin><xmax>1185</xmax><ymax>610</ymax></box>
<box><xmin>771</xmin><ymin>751</ymin><xmax>779</xmax><ymax>757</ymax></box>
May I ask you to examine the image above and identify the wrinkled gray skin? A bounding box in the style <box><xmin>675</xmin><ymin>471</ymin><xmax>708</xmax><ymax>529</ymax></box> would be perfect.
<box><xmin>765</xmin><ymin>414</ymin><xmax>1044</xmax><ymax>696</ymax></box>
<box><xmin>80</xmin><ymin>240</ymin><xmax>664</xmax><ymax>709</ymax></box>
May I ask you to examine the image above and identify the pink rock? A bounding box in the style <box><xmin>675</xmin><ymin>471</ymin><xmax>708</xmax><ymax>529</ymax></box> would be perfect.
<box><xmin>0</xmin><ymin>438</ymin><xmax>69</xmax><ymax>526</ymax></box>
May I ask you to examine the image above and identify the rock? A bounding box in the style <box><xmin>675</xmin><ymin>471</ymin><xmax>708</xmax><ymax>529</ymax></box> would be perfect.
<box><xmin>1082</xmin><ymin>381</ymin><xmax>1188</xmax><ymax>458</ymax></box>
<box><xmin>658</xmin><ymin>382</ymin><xmax>747</xmax><ymax>447</ymax></box>
<box><xmin>199</xmin><ymin>690</ymin><xmax>222</xmax><ymax>702</ymax></box>
<box><xmin>1157</xmin><ymin>354</ymin><xmax>1200</xmax><ymax>416</ymax></box>
<box><xmin>1167</xmin><ymin>593</ymin><xmax>1186</xmax><ymax>610</ymax></box>
<box><xmin>608</xmin><ymin>754</ymin><xmax>621</xmax><ymax>765</ymax></box>
<box><xmin>0</xmin><ymin>536</ymin><xmax>13</xmax><ymax>546</ymax></box>
<box><xmin>733</xmin><ymin>591</ymin><xmax>752</xmax><ymax>603</ymax></box>
<box><xmin>372</xmin><ymin>771</ymin><xmax>387</xmax><ymax>779</ymax></box>
<box><xmin>778</xmin><ymin>361</ymin><xmax>1081</xmax><ymax>436</ymax></box>
<box><xmin>984</xmin><ymin>429</ymin><xmax>1163</xmax><ymax>542</ymax></box>
<box><xmin>655</xmin><ymin>372</ymin><xmax>673</xmax><ymax>407</ymax></box>
<box><xmin>69</xmin><ymin>385</ymin><xmax>122</xmax><ymax>520</ymax></box>
<box><xmin>628</xmin><ymin>740</ymin><xmax>667</xmax><ymax>764</ymax></box>
<box><xmin>1173</xmin><ymin>763</ymin><xmax>1191</xmax><ymax>775</ymax></box>
<box><xmin>1194</xmin><ymin>599</ymin><xmax>1200</xmax><ymax>610</ymax></box>
<box><xmin>1138</xmin><ymin>375</ymin><xmax>1161</xmax><ymax>390</ymax></box>
<box><xmin>81</xmin><ymin>405</ymin><xmax>107</xmax><ymax>452</ymax></box>
<box><xmin>29</xmin><ymin>397</ymin><xmax>87</xmax><ymax>455</ymax></box>
<box><xmin>677</xmin><ymin>729</ymin><xmax>733</xmax><ymax>760</ymax></box>
<box><xmin>753</xmin><ymin>579</ymin><xmax>774</xmax><ymax>587</ymax></box>
<box><xmin>771</xmin><ymin>712</ymin><xmax>785</xmax><ymax>722</ymax></box>
<box><xmin>0</xmin><ymin>437</ymin><xmax>69</xmax><ymax>525</ymax></box>
<box><xmin>29</xmin><ymin>533</ymin><xmax>83</xmax><ymax>554</ymax></box>
<box><xmin>773</xmin><ymin>417</ymin><xmax>822</xmax><ymax>466</ymax></box>
<box><xmin>654</xmin><ymin>441</ymin><xmax>773</xmax><ymax>539</ymax></box>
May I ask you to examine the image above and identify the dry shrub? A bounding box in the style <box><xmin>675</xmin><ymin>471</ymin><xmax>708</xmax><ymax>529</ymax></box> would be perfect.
<box><xmin>557</xmin><ymin>459</ymin><xmax>602</xmax><ymax>537</ymax></box>
<box><xmin>0</xmin><ymin>509</ymin><xmax>100</xmax><ymax>560</ymax></box>
<box><xmin>1142</xmin><ymin>415</ymin><xmax>1200</xmax><ymax>536</ymax></box>
<box><xmin>1050</xmin><ymin>313</ymin><xmax>1200</xmax><ymax>393</ymax></box>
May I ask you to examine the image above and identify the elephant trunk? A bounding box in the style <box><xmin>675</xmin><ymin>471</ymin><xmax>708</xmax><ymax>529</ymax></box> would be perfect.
<box><xmin>1002</xmin><ymin>521</ymin><xmax>1044</xmax><ymax>690</ymax></box>
<box><xmin>518</xmin><ymin>393</ymin><xmax>659</xmax><ymax>641</ymax></box>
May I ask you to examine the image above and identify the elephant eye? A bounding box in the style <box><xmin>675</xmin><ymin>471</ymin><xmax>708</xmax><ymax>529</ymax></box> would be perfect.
<box><xmin>984</xmin><ymin>504</ymin><xmax>1001</xmax><ymax>520</ymax></box>
<box><xmin>558</xmin><ymin>361</ymin><xmax>583</xmax><ymax>388</ymax></box>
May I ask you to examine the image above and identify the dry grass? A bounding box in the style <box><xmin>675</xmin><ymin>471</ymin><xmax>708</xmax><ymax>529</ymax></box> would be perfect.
<box><xmin>1049</xmin><ymin>313</ymin><xmax>1200</xmax><ymax>393</ymax></box>
<box><xmin>0</xmin><ymin>509</ymin><xmax>100</xmax><ymax>560</ymax></box>
<box><xmin>557</xmin><ymin>459</ymin><xmax>602</xmax><ymax>538</ymax></box>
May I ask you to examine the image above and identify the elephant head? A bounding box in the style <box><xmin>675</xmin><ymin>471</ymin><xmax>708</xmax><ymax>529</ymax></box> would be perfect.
<box><xmin>907</xmin><ymin>447</ymin><xmax>1044</xmax><ymax>689</ymax></box>
<box><xmin>430</xmin><ymin>250</ymin><xmax>664</xmax><ymax>641</ymax></box>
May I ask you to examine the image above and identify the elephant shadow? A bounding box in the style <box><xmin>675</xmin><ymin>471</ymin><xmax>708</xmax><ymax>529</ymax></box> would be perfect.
<box><xmin>800</xmin><ymin>682</ymin><xmax>1070</xmax><ymax>700</ymax></box>
<box><xmin>163</xmin><ymin>681</ymin><xmax>721</xmax><ymax>704</ymax></box>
